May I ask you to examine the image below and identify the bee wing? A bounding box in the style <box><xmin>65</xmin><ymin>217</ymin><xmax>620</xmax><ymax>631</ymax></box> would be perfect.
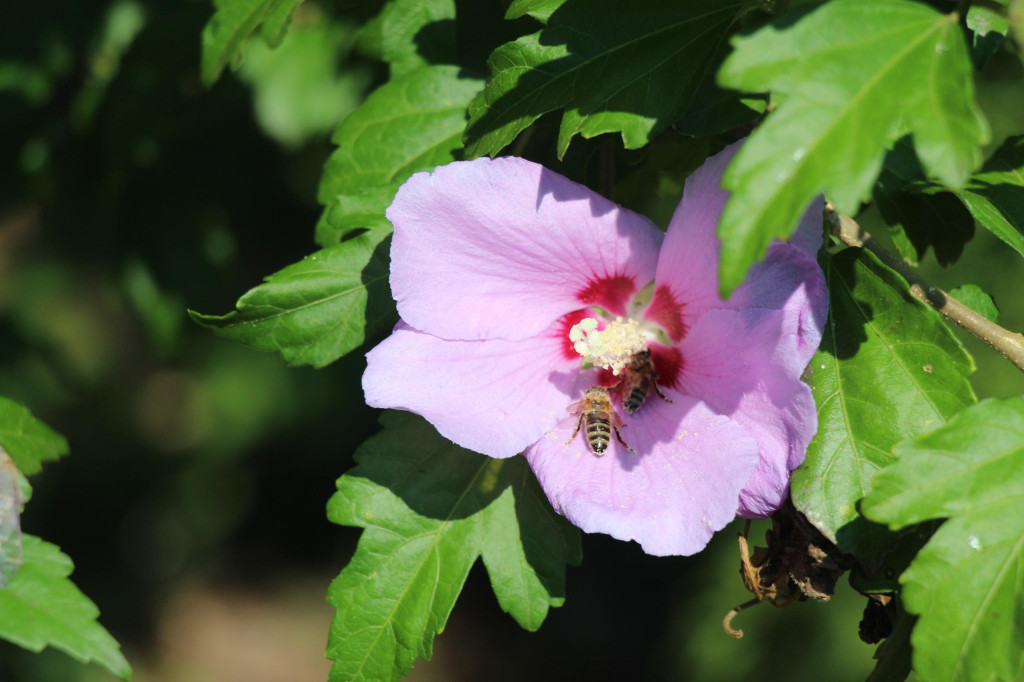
<box><xmin>565</xmin><ymin>399</ymin><xmax>587</xmax><ymax>415</ymax></box>
<box><xmin>609</xmin><ymin>409</ymin><xmax>625</xmax><ymax>429</ymax></box>
<box><xmin>0</xmin><ymin>450</ymin><xmax>23</xmax><ymax>588</ymax></box>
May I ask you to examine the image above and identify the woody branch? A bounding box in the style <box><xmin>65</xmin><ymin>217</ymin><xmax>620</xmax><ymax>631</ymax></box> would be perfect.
<box><xmin>829</xmin><ymin>210</ymin><xmax>1024</xmax><ymax>374</ymax></box>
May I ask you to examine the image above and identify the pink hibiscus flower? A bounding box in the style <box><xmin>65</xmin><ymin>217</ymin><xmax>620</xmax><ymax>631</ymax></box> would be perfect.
<box><xmin>362</xmin><ymin>143</ymin><xmax>827</xmax><ymax>556</ymax></box>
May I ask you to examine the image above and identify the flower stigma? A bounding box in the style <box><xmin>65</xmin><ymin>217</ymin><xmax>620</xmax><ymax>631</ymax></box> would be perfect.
<box><xmin>569</xmin><ymin>316</ymin><xmax>647</xmax><ymax>375</ymax></box>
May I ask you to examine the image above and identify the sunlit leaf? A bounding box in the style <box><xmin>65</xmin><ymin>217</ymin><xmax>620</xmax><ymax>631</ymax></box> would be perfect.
<box><xmin>791</xmin><ymin>247</ymin><xmax>976</xmax><ymax>564</ymax></box>
<box><xmin>380</xmin><ymin>0</ymin><xmax>456</xmax><ymax>78</ymax></box>
<box><xmin>316</xmin><ymin>186</ymin><xmax>398</xmax><ymax>246</ymax></box>
<box><xmin>863</xmin><ymin>398</ymin><xmax>1024</xmax><ymax>682</ymax></box>
<box><xmin>948</xmin><ymin>135</ymin><xmax>1024</xmax><ymax>259</ymax></box>
<box><xmin>189</xmin><ymin>228</ymin><xmax>392</xmax><ymax>368</ymax></box>
<box><xmin>967</xmin><ymin>0</ymin><xmax>1008</xmax><ymax>66</ymax></box>
<box><xmin>505</xmin><ymin>0</ymin><xmax>565</xmax><ymax>22</ymax></box>
<box><xmin>716</xmin><ymin>0</ymin><xmax>989</xmax><ymax>294</ymax></box>
<box><xmin>317</xmin><ymin>65</ymin><xmax>482</xmax><ymax>246</ymax></box>
<box><xmin>0</xmin><ymin>535</ymin><xmax>131</xmax><ymax>679</ymax></box>
<box><xmin>0</xmin><ymin>397</ymin><xmax>69</xmax><ymax>476</ymax></box>
<box><xmin>948</xmin><ymin>284</ymin><xmax>999</xmax><ymax>323</ymax></box>
<box><xmin>326</xmin><ymin>412</ymin><xmax>581</xmax><ymax>682</ymax></box>
<box><xmin>237</xmin><ymin>18</ymin><xmax>370</xmax><ymax>147</ymax></box>
<box><xmin>201</xmin><ymin>0</ymin><xmax>304</xmax><ymax>86</ymax></box>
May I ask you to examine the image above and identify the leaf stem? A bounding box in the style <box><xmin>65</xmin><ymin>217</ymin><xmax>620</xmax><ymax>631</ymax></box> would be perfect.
<box><xmin>829</xmin><ymin>211</ymin><xmax>1024</xmax><ymax>374</ymax></box>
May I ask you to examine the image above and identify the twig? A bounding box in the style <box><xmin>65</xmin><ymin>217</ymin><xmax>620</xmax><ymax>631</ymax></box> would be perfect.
<box><xmin>722</xmin><ymin>598</ymin><xmax>761</xmax><ymax>639</ymax></box>
<box><xmin>829</xmin><ymin>211</ymin><xmax>1024</xmax><ymax>374</ymax></box>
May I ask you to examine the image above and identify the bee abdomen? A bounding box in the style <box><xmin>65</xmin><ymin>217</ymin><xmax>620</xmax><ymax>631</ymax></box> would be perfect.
<box><xmin>622</xmin><ymin>385</ymin><xmax>647</xmax><ymax>411</ymax></box>
<box><xmin>624</xmin><ymin>383</ymin><xmax>649</xmax><ymax>414</ymax></box>
<box><xmin>585</xmin><ymin>414</ymin><xmax>612</xmax><ymax>454</ymax></box>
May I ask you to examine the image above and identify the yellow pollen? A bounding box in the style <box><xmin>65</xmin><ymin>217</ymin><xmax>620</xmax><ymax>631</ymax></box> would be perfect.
<box><xmin>569</xmin><ymin>316</ymin><xmax>646</xmax><ymax>374</ymax></box>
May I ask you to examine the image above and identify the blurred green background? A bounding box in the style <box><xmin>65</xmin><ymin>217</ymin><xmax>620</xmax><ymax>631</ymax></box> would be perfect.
<box><xmin>1</xmin><ymin>1</ymin><xmax>1022</xmax><ymax>681</ymax></box>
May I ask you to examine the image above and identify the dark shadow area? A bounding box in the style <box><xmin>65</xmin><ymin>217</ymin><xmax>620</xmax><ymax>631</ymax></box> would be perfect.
<box><xmin>360</xmin><ymin>233</ymin><xmax>399</xmax><ymax>342</ymax></box>
<box><xmin>820</xmin><ymin>248</ymin><xmax>875</xmax><ymax>361</ymax></box>
<box><xmin>463</xmin><ymin>0</ymin><xmax>740</xmax><ymax>154</ymax></box>
<box><xmin>840</xmin><ymin>507</ymin><xmax>940</xmax><ymax>586</ymax></box>
<box><xmin>0</xmin><ymin>2</ymin><xmax>379</xmax><ymax>678</ymax></box>
<box><xmin>454</xmin><ymin>0</ymin><xmax>533</xmax><ymax>76</ymax></box>
<box><xmin>343</xmin><ymin>412</ymin><xmax>510</xmax><ymax>520</ymax></box>
<box><xmin>448</xmin><ymin>534</ymin><xmax>693</xmax><ymax>682</ymax></box>
<box><xmin>536</xmin><ymin>163</ymin><xmax>618</xmax><ymax>216</ymax></box>
<box><xmin>412</xmin><ymin>19</ymin><xmax>458</xmax><ymax>66</ymax></box>
<box><xmin>873</xmin><ymin>136</ymin><xmax>976</xmax><ymax>267</ymax></box>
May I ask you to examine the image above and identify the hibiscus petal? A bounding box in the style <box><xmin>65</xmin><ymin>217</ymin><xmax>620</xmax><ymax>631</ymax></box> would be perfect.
<box><xmin>363</xmin><ymin>323</ymin><xmax>596</xmax><ymax>459</ymax></box>
<box><xmin>787</xmin><ymin>197</ymin><xmax>826</xmax><ymax>261</ymax></box>
<box><xmin>647</xmin><ymin>146</ymin><xmax>734</xmax><ymax>332</ymax></box>
<box><xmin>677</xmin><ymin>309</ymin><xmax>819</xmax><ymax>518</ymax></box>
<box><xmin>726</xmin><ymin>243</ymin><xmax>828</xmax><ymax>377</ymax></box>
<box><xmin>387</xmin><ymin>157</ymin><xmax>663</xmax><ymax>341</ymax></box>
<box><xmin>732</xmin><ymin>377</ymin><xmax>816</xmax><ymax>518</ymax></box>
<box><xmin>651</xmin><ymin>141</ymin><xmax>826</xmax><ymax>337</ymax></box>
<box><xmin>524</xmin><ymin>395</ymin><xmax>758</xmax><ymax>556</ymax></box>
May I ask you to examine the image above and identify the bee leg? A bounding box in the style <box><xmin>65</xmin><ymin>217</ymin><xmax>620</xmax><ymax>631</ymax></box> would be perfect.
<box><xmin>653</xmin><ymin>379</ymin><xmax>673</xmax><ymax>404</ymax></box>
<box><xmin>563</xmin><ymin>414</ymin><xmax>585</xmax><ymax>446</ymax></box>
<box><xmin>613</xmin><ymin>426</ymin><xmax>637</xmax><ymax>453</ymax></box>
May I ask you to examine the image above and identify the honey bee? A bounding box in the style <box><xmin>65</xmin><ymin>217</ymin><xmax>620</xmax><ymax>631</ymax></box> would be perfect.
<box><xmin>613</xmin><ymin>348</ymin><xmax>672</xmax><ymax>414</ymax></box>
<box><xmin>564</xmin><ymin>386</ymin><xmax>636</xmax><ymax>455</ymax></box>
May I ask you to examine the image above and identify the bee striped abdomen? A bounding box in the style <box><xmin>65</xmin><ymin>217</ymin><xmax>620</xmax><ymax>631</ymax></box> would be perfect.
<box><xmin>585</xmin><ymin>412</ymin><xmax>612</xmax><ymax>454</ymax></box>
<box><xmin>616</xmin><ymin>348</ymin><xmax>671</xmax><ymax>415</ymax></box>
<box><xmin>564</xmin><ymin>386</ymin><xmax>635</xmax><ymax>455</ymax></box>
<box><xmin>623</xmin><ymin>377</ymin><xmax>651</xmax><ymax>414</ymax></box>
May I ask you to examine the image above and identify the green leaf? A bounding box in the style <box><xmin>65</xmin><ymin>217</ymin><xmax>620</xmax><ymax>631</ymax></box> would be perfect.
<box><xmin>317</xmin><ymin>65</ymin><xmax>483</xmax><ymax>246</ymax></box>
<box><xmin>380</xmin><ymin>0</ymin><xmax>456</xmax><ymax>78</ymax></box>
<box><xmin>0</xmin><ymin>397</ymin><xmax>69</xmax><ymax>476</ymax></box>
<box><xmin>327</xmin><ymin>412</ymin><xmax>581</xmax><ymax>682</ymax></box>
<box><xmin>969</xmin><ymin>0</ymin><xmax>1010</xmax><ymax>37</ymax></box>
<box><xmin>948</xmin><ymin>135</ymin><xmax>1024</xmax><ymax>259</ymax></box>
<box><xmin>353</xmin><ymin>10</ymin><xmax>385</xmax><ymax>62</ymax></box>
<box><xmin>874</xmin><ymin>184</ymin><xmax>975</xmax><ymax>268</ymax></box>
<box><xmin>237</xmin><ymin>18</ymin><xmax>370</xmax><ymax>148</ymax></box>
<box><xmin>948</xmin><ymin>284</ymin><xmax>999</xmax><ymax>323</ymax></box>
<box><xmin>464</xmin><ymin>0</ymin><xmax>754</xmax><ymax>159</ymax></box>
<box><xmin>967</xmin><ymin>0</ymin><xmax>1009</xmax><ymax>66</ymax></box>
<box><xmin>505</xmin><ymin>0</ymin><xmax>566</xmax><ymax>22</ymax></box>
<box><xmin>316</xmin><ymin>185</ymin><xmax>399</xmax><ymax>246</ymax></box>
<box><xmin>862</xmin><ymin>398</ymin><xmax>1024</xmax><ymax>682</ymax></box>
<box><xmin>716</xmin><ymin>0</ymin><xmax>990</xmax><ymax>295</ymax></box>
<box><xmin>189</xmin><ymin>228</ymin><xmax>393</xmax><ymax>368</ymax></box>
<box><xmin>201</xmin><ymin>0</ymin><xmax>305</xmax><ymax>86</ymax></box>
<box><xmin>0</xmin><ymin>535</ymin><xmax>131</xmax><ymax>679</ymax></box>
<box><xmin>673</xmin><ymin>40</ymin><xmax>766</xmax><ymax>138</ymax></box>
<box><xmin>259</xmin><ymin>0</ymin><xmax>303</xmax><ymax>46</ymax></box>
<box><xmin>873</xmin><ymin>138</ymin><xmax>975</xmax><ymax>267</ymax></box>
<box><xmin>791</xmin><ymin>247</ymin><xmax>976</xmax><ymax>565</ymax></box>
